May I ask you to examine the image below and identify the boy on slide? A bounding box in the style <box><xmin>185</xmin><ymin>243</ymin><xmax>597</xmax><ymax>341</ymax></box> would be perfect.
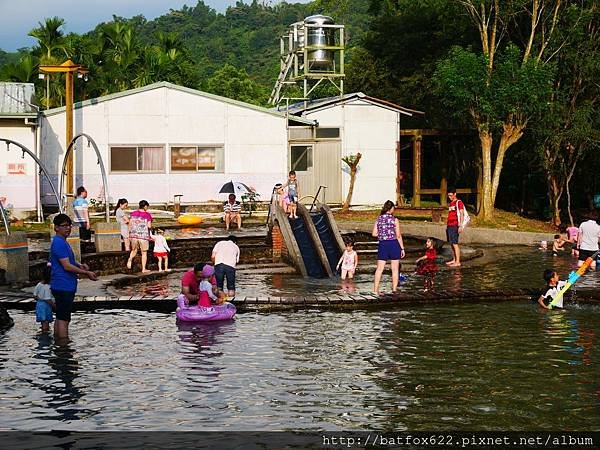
<box><xmin>538</xmin><ymin>269</ymin><xmax>567</xmax><ymax>309</ymax></box>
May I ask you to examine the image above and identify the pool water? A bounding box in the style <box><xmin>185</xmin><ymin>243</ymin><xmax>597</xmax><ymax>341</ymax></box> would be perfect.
<box><xmin>1</xmin><ymin>302</ymin><xmax>598</xmax><ymax>431</ymax></box>
<box><xmin>111</xmin><ymin>246</ymin><xmax>600</xmax><ymax>298</ymax></box>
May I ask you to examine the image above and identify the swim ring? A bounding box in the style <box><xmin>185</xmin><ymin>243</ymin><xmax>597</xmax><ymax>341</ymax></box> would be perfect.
<box><xmin>176</xmin><ymin>294</ymin><xmax>236</xmax><ymax>322</ymax></box>
<box><xmin>177</xmin><ymin>215</ymin><xmax>203</xmax><ymax>225</ymax></box>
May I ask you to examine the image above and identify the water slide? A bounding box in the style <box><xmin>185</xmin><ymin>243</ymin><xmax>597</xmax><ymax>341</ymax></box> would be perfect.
<box><xmin>269</xmin><ymin>198</ymin><xmax>344</xmax><ymax>278</ymax></box>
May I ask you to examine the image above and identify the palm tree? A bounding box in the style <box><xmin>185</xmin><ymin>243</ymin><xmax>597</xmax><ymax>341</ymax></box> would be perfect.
<box><xmin>28</xmin><ymin>17</ymin><xmax>67</xmax><ymax>61</ymax></box>
<box><xmin>28</xmin><ymin>17</ymin><xmax>68</xmax><ymax>108</ymax></box>
<box><xmin>0</xmin><ymin>55</ymin><xmax>39</xmax><ymax>83</ymax></box>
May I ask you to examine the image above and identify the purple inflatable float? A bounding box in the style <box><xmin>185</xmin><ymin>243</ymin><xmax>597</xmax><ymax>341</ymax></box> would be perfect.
<box><xmin>176</xmin><ymin>294</ymin><xmax>236</xmax><ymax>322</ymax></box>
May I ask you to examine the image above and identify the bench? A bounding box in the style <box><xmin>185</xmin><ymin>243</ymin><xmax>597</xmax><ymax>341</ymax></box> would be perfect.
<box><xmin>394</xmin><ymin>206</ymin><xmax>446</xmax><ymax>223</ymax></box>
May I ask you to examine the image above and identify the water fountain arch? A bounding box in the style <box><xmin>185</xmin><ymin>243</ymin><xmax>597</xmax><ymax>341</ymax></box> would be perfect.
<box><xmin>59</xmin><ymin>133</ymin><xmax>110</xmax><ymax>222</ymax></box>
<box><xmin>0</xmin><ymin>138</ymin><xmax>64</xmax><ymax>220</ymax></box>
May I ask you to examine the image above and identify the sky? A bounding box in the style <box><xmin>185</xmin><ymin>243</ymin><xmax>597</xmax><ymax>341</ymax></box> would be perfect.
<box><xmin>0</xmin><ymin>0</ymin><xmax>253</xmax><ymax>52</ymax></box>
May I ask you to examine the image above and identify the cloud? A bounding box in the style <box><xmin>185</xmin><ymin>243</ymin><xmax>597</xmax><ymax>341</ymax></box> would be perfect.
<box><xmin>0</xmin><ymin>0</ymin><xmax>235</xmax><ymax>52</ymax></box>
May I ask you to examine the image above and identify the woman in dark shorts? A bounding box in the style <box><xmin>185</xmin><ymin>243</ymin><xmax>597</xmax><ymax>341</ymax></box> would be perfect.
<box><xmin>372</xmin><ymin>200</ymin><xmax>406</xmax><ymax>295</ymax></box>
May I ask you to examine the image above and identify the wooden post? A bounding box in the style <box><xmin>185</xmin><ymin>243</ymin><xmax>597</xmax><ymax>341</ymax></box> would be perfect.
<box><xmin>39</xmin><ymin>60</ymin><xmax>88</xmax><ymax>196</ymax></box>
<box><xmin>396</xmin><ymin>140</ymin><xmax>401</xmax><ymax>206</ymax></box>
<box><xmin>65</xmin><ymin>70</ymin><xmax>74</xmax><ymax>194</ymax></box>
<box><xmin>440</xmin><ymin>138</ymin><xmax>448</xmax><ymax>207</ymax></box>
<box><xmin>412</xmin><ymin>132</ymin><xmax>422</xmax><ymax>207</ymax></box>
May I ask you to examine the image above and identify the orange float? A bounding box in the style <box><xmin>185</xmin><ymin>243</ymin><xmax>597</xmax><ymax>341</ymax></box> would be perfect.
<box><xmin>177</xmin><ymin>215</ymin><xmax>203</xmax><ymax>225</ymax></box>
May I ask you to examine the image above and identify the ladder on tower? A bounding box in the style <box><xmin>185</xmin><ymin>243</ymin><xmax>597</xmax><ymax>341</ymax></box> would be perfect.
<box><xmin>269</xmin><ymin>52</ymin><xmax>294</xmax><ymax>105</ymax></box>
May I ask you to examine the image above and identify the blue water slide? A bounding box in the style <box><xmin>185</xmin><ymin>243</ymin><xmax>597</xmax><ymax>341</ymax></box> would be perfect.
<box><xmin>290</xmin><ymin>216</ymin><xmax>326</xmax><ymax>278</ymax></box>
<box><xmin>311</xmin><ymin>212</ymin><xmax>341</xmax><ymax>273</ymax></box>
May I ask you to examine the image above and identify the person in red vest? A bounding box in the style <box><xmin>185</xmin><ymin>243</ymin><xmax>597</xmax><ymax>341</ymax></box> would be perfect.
<box><xmin>446</xmin><ymin>187</ymin><xmax>465</xmax><ymax>267</ymax></box>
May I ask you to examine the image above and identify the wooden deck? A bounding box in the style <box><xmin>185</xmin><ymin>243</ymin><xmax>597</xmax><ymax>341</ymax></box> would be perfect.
<box><xmin>1</xmin><ymin>289</ymin><xmax>599</xmax><ymax>312</ymax></box>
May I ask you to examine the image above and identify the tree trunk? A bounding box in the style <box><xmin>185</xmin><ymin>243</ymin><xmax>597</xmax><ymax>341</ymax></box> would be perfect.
<box><xmin>547</xmin><ymin>175</ymin><xmax>562</xmax><ymax>227</ymax></box>
<box><xmin>342</xmin><ymin>152</ymin><xmax>362</xmax><ymax>213</ymax></box>
<box><xmin>478</xmin><ymin>128</ymin><xmax>494</xmax><ymax>220</ymax></box>
<box><xmin>342</xmin><ymin>167</ymin><xmax>357</xmax><ymax>213</ymax></box>
<box><xmin>491</xmin><ymin>122</ymin><xmax>524</xmax><ymax>205</ymax></box>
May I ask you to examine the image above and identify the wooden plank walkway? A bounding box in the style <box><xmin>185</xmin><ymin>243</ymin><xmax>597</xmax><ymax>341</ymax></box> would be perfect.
<box><xmin>1</xmin><ymin>289</ymin><xmax>599</xmax><ymax>312</ymax></box>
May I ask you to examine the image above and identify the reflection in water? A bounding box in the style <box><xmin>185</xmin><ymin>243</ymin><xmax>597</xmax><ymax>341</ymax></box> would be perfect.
<box><xmin>1</xmin><ymin>302</ymin><xmax>599</xmax><ymax>431</ymax></box>
<box><xmin>32</xmin><ymin>335</ymin><xmax>95</xmax><ymax>423</ymax></box>
<box><xmin>177</xmin><ymin>320</ymin><xmax>235</xmax><ymax>352</ymax></box>
<box><xmin>540</xmin><ymin>312</ymin><xmax>595</xmax><ymax>367</ymax></box>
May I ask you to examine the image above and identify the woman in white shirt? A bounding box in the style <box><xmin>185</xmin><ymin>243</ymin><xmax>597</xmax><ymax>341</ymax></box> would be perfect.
<box><xmin>114</xmin><ymin>198</ymin><xmax>130</xmax><ymax>251</ymax></box>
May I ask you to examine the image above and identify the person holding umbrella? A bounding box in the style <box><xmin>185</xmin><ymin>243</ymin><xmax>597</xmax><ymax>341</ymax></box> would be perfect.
<box><xmin>219</xmin><ymin>181</ymin><xmax>253</xmax><ymax>231</ymax></box>
<box><xmin>224</xmin><ymin>194</ymin><xmax>242</xmax><ymax>231</ymax></box>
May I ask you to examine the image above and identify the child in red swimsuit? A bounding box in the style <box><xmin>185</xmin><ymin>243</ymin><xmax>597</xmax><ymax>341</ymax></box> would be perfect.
<box><xmin>416</xmin><ymin>238</ymin><xmax>438</xmax><ymax>291</ymax></box>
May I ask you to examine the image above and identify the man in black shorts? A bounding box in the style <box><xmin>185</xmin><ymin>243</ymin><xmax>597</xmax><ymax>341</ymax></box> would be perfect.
<box><xmin>50</xmin><ymin>214</ymin><xmax>98</xmax><ymax>339</ymax></box>
<box><xmin>445</xmin><ymin>187</ymin><xmax>465</xmax><ymax>267</ymax></box>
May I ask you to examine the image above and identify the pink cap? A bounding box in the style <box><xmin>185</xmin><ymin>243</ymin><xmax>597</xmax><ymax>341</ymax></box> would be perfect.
<box><xmin>201</xmin><ymin>265</ymin><xmax>214</xmax><ymax>278</ymax></box>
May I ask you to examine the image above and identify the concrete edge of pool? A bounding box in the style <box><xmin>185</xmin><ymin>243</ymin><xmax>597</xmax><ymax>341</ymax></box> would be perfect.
<box><xmin>1</xmin><ymin>288</ymin><xmax>599</xmax><ymax>312</ymax></box>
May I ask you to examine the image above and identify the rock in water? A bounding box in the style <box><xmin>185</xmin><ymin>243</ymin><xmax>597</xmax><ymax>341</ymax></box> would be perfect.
<box><xmin>0</xmin><ymin>308</ymin><xmax>14</xmax><ymax>329</ymax></box>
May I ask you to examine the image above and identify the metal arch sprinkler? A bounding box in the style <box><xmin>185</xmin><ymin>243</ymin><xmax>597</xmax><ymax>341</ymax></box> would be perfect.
<box><xmin>59</xmin><ymin>133</ymin><xmax>110</xmax><ymax>222</ymax></box>
<box><xmin>0</xmin><ymin>138</ymin><xmax>63</xmax><ymax>214</ymax></box>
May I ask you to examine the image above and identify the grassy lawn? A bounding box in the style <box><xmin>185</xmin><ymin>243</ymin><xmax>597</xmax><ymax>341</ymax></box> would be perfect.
<box><xmin>4</xmin><ymin>207</ymin><xmax>554</xmax><ymax>234</ymax></box>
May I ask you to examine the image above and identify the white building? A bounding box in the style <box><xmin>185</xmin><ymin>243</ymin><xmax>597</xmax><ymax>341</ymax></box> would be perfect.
<box><xmin>39</xmin><ymin>82</ymin><xmax>314</xmax><ymax>208</ymax></box>
<box><xmin>0</xmin><ymin>83</ymin><xmax>40</xmax><ymax>219</ymax></box>
<box><xmin>1</xmin><ymin>82</ymin><xmax>423</xmax><ymax>216</ymax></box>
<box><xmin>285</xmin><ymin>93</ymin><xmax>422</xmax><ymax>205</ymax></box>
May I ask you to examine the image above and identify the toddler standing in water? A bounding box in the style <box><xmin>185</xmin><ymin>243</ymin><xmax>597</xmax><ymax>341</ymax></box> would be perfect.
<box><xmin>34</xmin><ymin>266</ymin><xmax>55</xmax><ymax>332</ymax></box>
<box><xmin>152</xmin><ymin>229</ymin><xmax>171</xmax><ymax>272</ymax></box>
<box><xmin>415</xmin><ymin>237</ymin><xmax>438</xmax><ymax>291</ymax></box>
<box><xmin>336</xmin><ymin>240</ymin><xmax>358</xmax><ymax>279</ymax></box>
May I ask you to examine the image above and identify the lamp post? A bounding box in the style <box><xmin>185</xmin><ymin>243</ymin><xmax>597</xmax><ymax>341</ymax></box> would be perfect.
<box><xmin>39</xmin><ymin>60</ymin><xmax>88</xmax><ymax>195</ymax></box>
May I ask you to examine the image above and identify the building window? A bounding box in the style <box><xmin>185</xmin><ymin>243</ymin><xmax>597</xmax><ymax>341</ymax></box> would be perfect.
<box><xmin>289</xmin><ymin>126</ymin><xmax>314</xmax><ymax>141</ymax></box>
<box><xmin>315</xmin><ymin>127</ymin><xmax>340</xmax><ymax>139</ymax></box>
<box><xmin>110</xmin><ymin>146</ymin><xmax>165</xmax><ymax>172</ymax></box>
<box><xmin>290</xmin><ymin>145</ymin><xmax>312</xmax><ymax>172</ymax></box>
<box><xmin>170</xmin><ymin>147</ymin><xmax>197</xmax><ymax>171</ymax></box>
<box><xmin>169</xmin><ymin>145</ymin><xmax>224</xmax><ymax>172</ymax></box>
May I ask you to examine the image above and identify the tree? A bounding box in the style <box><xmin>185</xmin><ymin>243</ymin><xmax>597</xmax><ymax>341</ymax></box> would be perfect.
<box><xmin>341</xmin><ymin>153</ymin><xmax>362</xmax><ymax>212</ymax></box>
<box><xmin>533</xmin><ymin>2</ymin><xmax>600</xmax><ymax>225</ymax></box>
<box><xmin>0</xmin><ymin>55</ymin><xmax>39</xmax><ymax>83</ymax></box>
<box><xmin>28</xmin><ymin>17</ymin><xmax>69</xmax><ymax>108</ymax></box>
<box><xmin>205</xmin><ymin>64</ymin><xmax>268</xmax><ymax>105</ymax></box>
<box><xmin>434</xmin><ymin>1</ymin><xmax>563</xmax><ymax>220</ymax></box>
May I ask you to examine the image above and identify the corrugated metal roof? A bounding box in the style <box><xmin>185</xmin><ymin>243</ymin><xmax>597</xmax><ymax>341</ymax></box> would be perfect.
<box><xmin>42</xmin><ymin>81</ymin><xmax>316</xmax><ymax>126</ymax></box>
<box><xmin>0</xmin><ymin>82</ymin><xmax>38</xmax><ymax>116</ymax></box>
<box><xmin>277</xmin><ymin>92</ymin><xmax>424</xmax><ymax>116</ymax></box>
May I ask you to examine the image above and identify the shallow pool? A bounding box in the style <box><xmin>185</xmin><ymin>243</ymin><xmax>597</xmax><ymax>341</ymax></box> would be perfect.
<box><xmin>1</xmin><ymin>301</ymin><xmax>598</xmax><ymax>431</ymax></box>
<box><xmin>110</xmin><ymin>246</ymin><xmax>600</xmax><ymax>298</ymax></box>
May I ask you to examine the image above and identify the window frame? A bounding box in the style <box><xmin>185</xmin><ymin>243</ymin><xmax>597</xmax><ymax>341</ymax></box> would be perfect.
<box><xmin>109</xmin><ymin>145</ymin><xmax>166</xmax><ymax>174</ymax></box>
<box><xmin>289</xmin><ymin>143</ymin><xmax>314</xmax><ymax>172</ymax></box>
<box><xmin>168</xmin><ymin>144</ymin><xmax>225</xmax><ymax>173</ymax></box>
<box><xmin>315</xmin><ymin>127</ymin><xmax>340</xmax><ymax>140</ymax></box>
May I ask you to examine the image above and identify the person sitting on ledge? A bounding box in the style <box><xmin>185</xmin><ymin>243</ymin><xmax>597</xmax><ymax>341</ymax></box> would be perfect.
<box><xmin>224</xmin><ymin>194</ymin><xmax>242</xmax><ymax>231</ymax></box>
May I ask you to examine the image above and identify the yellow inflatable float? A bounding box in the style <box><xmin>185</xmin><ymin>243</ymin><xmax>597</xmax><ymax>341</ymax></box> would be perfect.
<box><xmin>177</xmin><ymin>215</ymin><xmax>204</xmax><ymax>225</ymax></box>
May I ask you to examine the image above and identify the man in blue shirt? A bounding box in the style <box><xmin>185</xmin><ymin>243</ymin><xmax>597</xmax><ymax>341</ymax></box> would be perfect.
<box><xmin>50</xmin><ymin>214</ymin><xmax>98</xmax><ymax>339</ymax></box>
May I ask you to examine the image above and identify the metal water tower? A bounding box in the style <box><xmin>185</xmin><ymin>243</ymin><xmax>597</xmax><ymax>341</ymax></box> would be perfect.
<box><xmin>269</xmin><ymin>15</ymin><xmax>345</xmax><ymax>107</ymax></box>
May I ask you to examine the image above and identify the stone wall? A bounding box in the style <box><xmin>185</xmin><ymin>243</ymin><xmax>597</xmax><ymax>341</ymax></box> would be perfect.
<box><xmin>27</xmin><ymin>235</ymin><xmax>273</xmax><ymax>279</ymax></box>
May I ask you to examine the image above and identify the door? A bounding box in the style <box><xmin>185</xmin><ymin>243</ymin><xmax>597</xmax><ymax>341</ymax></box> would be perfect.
<box><xmin>289</xmin><ymin>141</ymin><xmax>342</xmax><ymax>204</ymax></box>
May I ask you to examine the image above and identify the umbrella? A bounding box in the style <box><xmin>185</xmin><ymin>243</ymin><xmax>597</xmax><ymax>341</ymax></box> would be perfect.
<box><xmin>218</xmin><ymin>181</ymin><xmax>253</xmax><ymax>196</ymax></box>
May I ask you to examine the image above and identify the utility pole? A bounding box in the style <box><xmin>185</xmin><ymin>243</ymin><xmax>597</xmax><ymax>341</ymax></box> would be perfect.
<box><xmin>39</xmin><ymin>60</ymin><xmax>88</xmax><ymax>195</ymax></box>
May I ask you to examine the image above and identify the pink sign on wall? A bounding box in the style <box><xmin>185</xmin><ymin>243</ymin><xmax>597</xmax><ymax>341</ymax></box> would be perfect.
<box><xmin>7</xmin><ymin>163</ymin><xmax>26</xmax><ymax>175</ymax></box>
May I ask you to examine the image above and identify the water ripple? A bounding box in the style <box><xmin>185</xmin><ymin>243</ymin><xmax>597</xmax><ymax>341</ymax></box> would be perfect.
<box><xmin>0</xmin><ymin>301</ymin><xmax>599</xmax><ymax>431</ymax></box>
